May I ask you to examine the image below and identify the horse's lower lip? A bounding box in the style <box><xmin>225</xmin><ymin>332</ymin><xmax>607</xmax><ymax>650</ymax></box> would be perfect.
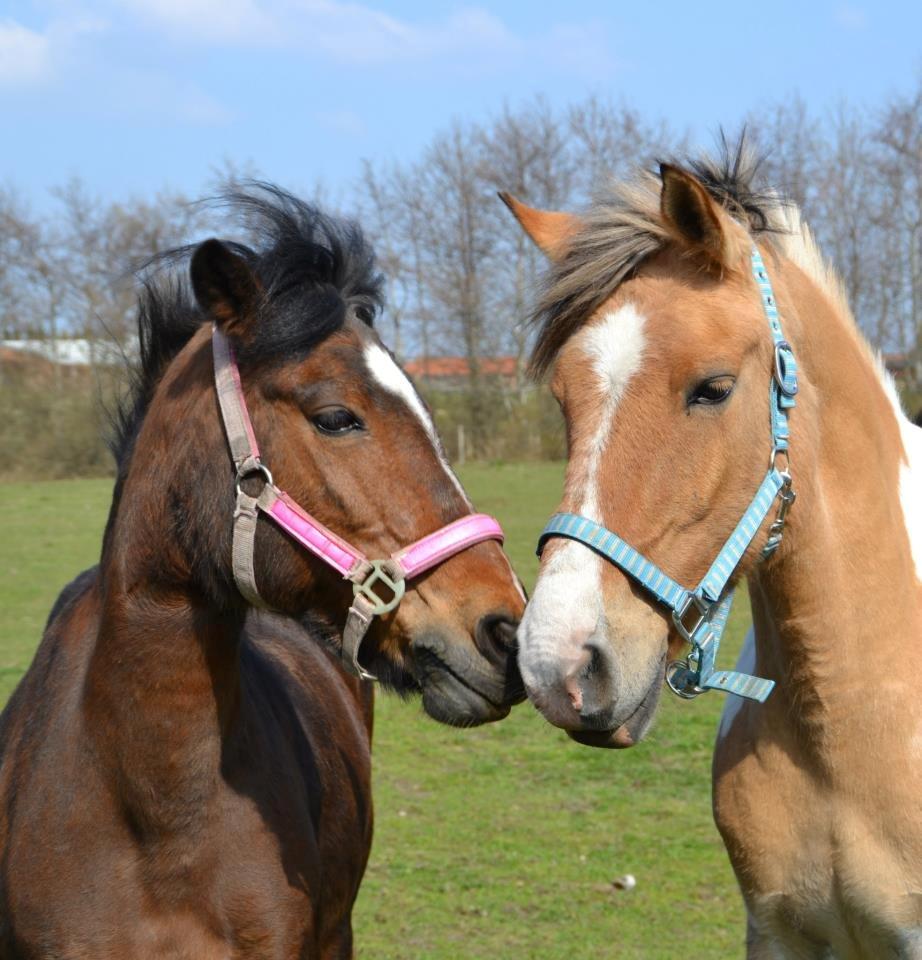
<box><xmin>411</xmin><ymin>634</ymin><xmax>518</xmax><ymax>726</ymax></box>
<box><xmin>568</xmin><ymin>726</ymin><xmax>634</xmax><ymax>749</ymax></box>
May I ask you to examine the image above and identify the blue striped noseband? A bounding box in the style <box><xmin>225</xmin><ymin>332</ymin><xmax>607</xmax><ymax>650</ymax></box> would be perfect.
<box><xmin>537</xmin><ymin>247</ymin><xmax>797</xmax><ymax>703</ymax></box>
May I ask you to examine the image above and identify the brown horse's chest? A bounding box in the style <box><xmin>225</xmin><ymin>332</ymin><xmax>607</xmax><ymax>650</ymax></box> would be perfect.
<box><xmin>4</xmin><ymin>752</ymin><xmax>356</xmax><ymax>959</ymax></box>
<box><xmin>1</xmin><ymin>623</ymin><xmax>373</xmax><ymax>960</ymax></box>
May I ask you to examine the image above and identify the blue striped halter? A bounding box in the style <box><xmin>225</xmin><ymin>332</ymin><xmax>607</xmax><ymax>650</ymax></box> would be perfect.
<box><xmin>537</xmin><ymin>247</ymin><xmax>797</xmax><ymax>703</ymax></box>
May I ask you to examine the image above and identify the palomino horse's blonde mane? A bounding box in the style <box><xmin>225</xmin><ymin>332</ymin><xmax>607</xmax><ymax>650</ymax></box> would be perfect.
<box><xmin>768</xmin><ymin>197</ymin><xmax>914</xmax><ymax>418</ymax></box>
<box><xmin>529</xmin><ymin>142</ymin><xmax>888</xmax><ymax>392</ymax></box>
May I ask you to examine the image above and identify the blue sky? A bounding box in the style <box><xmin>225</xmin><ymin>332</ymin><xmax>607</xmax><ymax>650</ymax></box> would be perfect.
<box><xmin>2</xmin><ymin>0</ymin><xmax>920</xmax><ymax>209</ymax></box>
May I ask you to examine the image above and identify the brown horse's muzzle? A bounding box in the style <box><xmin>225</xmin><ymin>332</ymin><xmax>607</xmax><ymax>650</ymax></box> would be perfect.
<box><xmin>411</xmin><ymin>614</ymin><xmax>525</xmax><ymax>726</ymax></box>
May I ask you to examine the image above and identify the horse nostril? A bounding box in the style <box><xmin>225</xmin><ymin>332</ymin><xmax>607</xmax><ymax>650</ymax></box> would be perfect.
<box><xmin>474</xmin><ymin>614</ymin><xmax>520</xmax><ymax>667</ymax></box>
<box><xmin>574</xmin><ymin>640</ymin><xmax>618</xmax><ymax>725</ymax></box>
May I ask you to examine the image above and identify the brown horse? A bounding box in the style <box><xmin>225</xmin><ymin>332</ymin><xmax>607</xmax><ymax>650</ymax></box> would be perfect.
<box><xmin>0</xmin><ymin>186</ymin><xmax>525</xmax><ymax>958</ymax></box>
<box><xmin>504</xmin><ymin>147</ymin><xmax>922</xmax><ymax>956</ymax></box>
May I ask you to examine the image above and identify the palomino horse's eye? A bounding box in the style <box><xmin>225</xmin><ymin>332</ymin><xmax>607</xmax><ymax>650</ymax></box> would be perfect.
<box><xmin>311</xmin><ymin>407</ymin><xmax>364</xmax><ymax>435</ymax></box>
<box><xmin>689</xmin><ymin>376</ymin><xmax>735</xmax><ymax>406</ymax></box>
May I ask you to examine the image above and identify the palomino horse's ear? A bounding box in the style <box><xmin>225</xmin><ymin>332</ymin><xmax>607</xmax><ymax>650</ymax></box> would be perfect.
<box><xmin>659</xmin><ymin>164</ymin><xmax>741</xmax><ymax>270</ymax></box>
<box><xmin>190</xmin><ymin>239</ymin><xmax>260</xmax><ymax>333</ymax></box>
<box><xmin>498</xmin><ymin>192</ymin><xmax>581</xmax><ymax>260</ymax></box>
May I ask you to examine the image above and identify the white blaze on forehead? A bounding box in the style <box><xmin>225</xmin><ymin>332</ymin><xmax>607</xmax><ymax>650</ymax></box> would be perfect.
<box><xmin>519</xmin><ymin>303</ymin><xmax>647</xmax><ymax>680</ymax></box>
<box><xmin>362</xmin><ymin>341</ymin><xmax>470</xmax><ymax>505</ymax></box>
<box><xmin>363</xmin><ymin>342</ymin><xmax>438</xmax><ymax>444</ymax></box>
<box><xmin>574</xmin><ymin>303</ymin><xmax>648</xmax><ymax>518</ymax></box>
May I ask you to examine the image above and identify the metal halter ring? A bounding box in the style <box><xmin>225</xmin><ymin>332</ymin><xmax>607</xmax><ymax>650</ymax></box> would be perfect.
<box><xmin>769</xmin><ymin>447</ymin><xmax>790</xmax><ymax>473</ymax></box>
<box><xmin>665</xmin><ymin>660</ymin><xmax>705</xmax><ymax>699</ymax></box>
<box><xmin>235</xmin><ymin>460</ymin><xmax>273</xmax><ymax>498</ymax></box>
<box><xmin>353</xmin><ymin>560</ymin><xmax>406</xmax><ymax>616</ymax></box>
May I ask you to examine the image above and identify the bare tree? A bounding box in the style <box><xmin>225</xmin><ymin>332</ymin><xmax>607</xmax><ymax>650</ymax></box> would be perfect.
<box><xmin>873</xmin><ymin>78</ymin><xmax>922</xmax><ymax>372</ymax></box>
<box><xmin>479</xmin><ymin>98</ymin><xmax>576</xmax><ymax>389</ymax></box>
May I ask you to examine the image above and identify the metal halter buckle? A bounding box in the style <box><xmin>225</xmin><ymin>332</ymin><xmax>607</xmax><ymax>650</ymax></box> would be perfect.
<box><xmin>353</xmin><ymin>560</ymin><xmax>406</xmax><ymax>616</ymax></box>
<box><xmin>235</xmin><ymin>460</ymin><xmax>273</xmax><ymax>498</ymax></box>
<box><xmin>773</xmin><ymin>341</ymin><xmax>798</xmax><ymax>397</ymax></box>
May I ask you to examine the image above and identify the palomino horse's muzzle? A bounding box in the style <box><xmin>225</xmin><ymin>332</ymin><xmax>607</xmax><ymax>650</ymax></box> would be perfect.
<box><xmin>212</xmin><ymin>327</ymin><xmax>507</xmax><ymax>681</ymax></box>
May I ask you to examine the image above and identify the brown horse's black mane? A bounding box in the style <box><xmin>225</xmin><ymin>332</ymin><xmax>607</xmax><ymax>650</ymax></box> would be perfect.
<box><xmin>109</xmin><ymin>183</ymin><xmax>383</xmax><ymax>472</ymax></box>
<box><xmin>529</xmin><ymin>135</ymin><xmax>786</xmax><ymax>377</ymax></box>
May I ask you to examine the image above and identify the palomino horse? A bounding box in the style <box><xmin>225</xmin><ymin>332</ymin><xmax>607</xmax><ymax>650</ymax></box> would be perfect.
<box><xmin>0</xmin><ymin>186</ymin><xmax>525</xmax><ymax>958</ymax></box>
<box><xmin>503</xmin><ymin>147</ymin><xmax>922</xmax><ymax>957</ymax></box>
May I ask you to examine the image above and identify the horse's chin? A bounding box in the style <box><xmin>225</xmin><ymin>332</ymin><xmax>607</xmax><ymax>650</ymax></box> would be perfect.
<box><xmin>567</xmin><ymin>676</ymin><xmax>662</xmax><ymax>749</ymax></box>
<box><xmin>412</xmin><ymin>630</ymin><xmax>524</xmax><ymax>727</ymax></box>
<box><xmin>421</xmin><ymin>682</ymin><xmax>511</xmax><ymax>727</ymax></box>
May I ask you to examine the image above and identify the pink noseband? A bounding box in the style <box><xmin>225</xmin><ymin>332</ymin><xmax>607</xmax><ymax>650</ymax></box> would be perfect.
<box><xmin>212</xmin><ymin>328</ymin><xmax>505</xmax><ymax>680</ymax></box>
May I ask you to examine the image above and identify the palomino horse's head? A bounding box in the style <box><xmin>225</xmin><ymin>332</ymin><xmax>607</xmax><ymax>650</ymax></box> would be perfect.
<box><xmin>116</xmin><ymin>185</ymin><xmax>525</xmax><ymax>725</ymax></box>
<box><xmin>503</xmin><ymin>153</ymin><xmax>811</xmax><ymax>746</ymax></box>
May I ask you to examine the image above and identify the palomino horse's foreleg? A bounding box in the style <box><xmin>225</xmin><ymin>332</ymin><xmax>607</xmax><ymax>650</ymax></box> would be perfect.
<box><xmin>746</xmin><ymin>915</ymin><xmax>833</xmax><ymax>960</ymax></box>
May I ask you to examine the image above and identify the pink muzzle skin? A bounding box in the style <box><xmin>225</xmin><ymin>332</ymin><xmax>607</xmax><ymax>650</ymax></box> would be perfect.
<box><xmin>212</xmin><ymin>327</ymin><xmax>505</xmax><ymax>681</ymax></box>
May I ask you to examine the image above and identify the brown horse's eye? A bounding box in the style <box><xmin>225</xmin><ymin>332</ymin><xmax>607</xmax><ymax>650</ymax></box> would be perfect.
<box><xmin>689</xmin><ymin>376</ymin><xmax>735</xmax><ymax>406</ymax></box>
<box><xmin>311</xmin><ymin>407</ymin><xmax>364</xmax><ymax>435</ymax></box>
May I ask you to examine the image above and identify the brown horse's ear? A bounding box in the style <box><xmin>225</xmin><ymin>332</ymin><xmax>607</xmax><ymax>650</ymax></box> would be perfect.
<box><xmin>659</xmin><ymin>164</ymin><xmax>742</xmax><ymax>270</ymax></box>
<box><xmin>190</xmin><ymin>239</ymin><xmax>260</xmax><ymax>333</ymax></box>
<box><xmin>498</xmin><ymin>192</ymin><xmax>581</xmax><ymax>260</ymax></box>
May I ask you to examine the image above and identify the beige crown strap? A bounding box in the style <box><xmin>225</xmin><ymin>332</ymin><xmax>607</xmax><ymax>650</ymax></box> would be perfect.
<box><xmin>212</xmin><ymin>327</ymin><xmax>261</xmax><ymax>470</ymax></box>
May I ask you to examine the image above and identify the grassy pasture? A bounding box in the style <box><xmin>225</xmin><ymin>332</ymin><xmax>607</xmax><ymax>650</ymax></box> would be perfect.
<box><xmin>0</xmin><ymin>465</ymin><xmax>748</xmax><ymax>958</ymax></box>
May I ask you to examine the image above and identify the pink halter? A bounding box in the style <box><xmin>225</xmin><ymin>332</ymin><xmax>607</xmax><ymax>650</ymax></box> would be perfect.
<box><xmin>212</xmin><ymin>328</ymin><xmax>505</xmax><ymax>680</ymax></box>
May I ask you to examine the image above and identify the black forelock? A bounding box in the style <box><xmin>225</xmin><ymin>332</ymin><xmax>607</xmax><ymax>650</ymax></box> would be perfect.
<box><xmin>216</xmin><ymin>182</ymin><xmax>383</xmax><ymax>362</ymax></box>
<box><xmin>108</xmin><ymin>182</ymin><xmax>383</xmax><ymax>473</ymax></box>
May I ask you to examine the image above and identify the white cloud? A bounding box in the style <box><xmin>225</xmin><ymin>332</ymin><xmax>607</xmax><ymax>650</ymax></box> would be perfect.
<box><xmin>106</xmin><ymin>0</ymin><xmax>611</xmax><ymax>75</ymax></box>
<box><xmin>0</xmin><ymin>19</ymin><xmax>52</xmax><ymax>85</ymax></box>
<box><xmin>299</xmin><ymin>2</ymin><xmax>516</xmax><ymax>64</ymax></box>
<box><xmin>0</xmin><ymin>14</ymin><xmax>109</xmax><ymax>88</ymax></box>
<box><xmin>114</xmin><ymin>0</ymin><xmax>280</xmax><ymax>43</ymax></box>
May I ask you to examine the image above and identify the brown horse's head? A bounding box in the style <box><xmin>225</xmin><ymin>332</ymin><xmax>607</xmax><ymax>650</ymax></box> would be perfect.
<box><xmin>112</xmin><ymin>185</ymin><xmax>525</xmax><ymax>726</ymax></box>
<box><xmin>503</xmin><ymin>154</ymin><xmax>809</xmax><ymax>746</ymax></box>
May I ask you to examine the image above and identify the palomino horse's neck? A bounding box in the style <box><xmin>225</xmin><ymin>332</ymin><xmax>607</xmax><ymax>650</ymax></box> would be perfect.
<box><xmin>747</xmin><ymin>255</ymin><xmax>921</xmax><ymax>753</ymax></box>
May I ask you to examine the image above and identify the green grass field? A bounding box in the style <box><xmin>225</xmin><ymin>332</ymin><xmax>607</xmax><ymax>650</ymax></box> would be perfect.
<box><xmin>0</xmin><ymin>465</ymin><xmax>749</xmax><ymax>958</ymax></box>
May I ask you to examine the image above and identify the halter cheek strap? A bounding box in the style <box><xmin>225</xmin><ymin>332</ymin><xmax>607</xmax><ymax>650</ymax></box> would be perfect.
<box><xmin>212</xmin><ymin>327</ymin><xmax>505</xmax><ymax>681</ymax></box>
<box><xmin>536</xmin><ymin>246</ymin><xmax>798</xmax><ymax>704</ymax></box>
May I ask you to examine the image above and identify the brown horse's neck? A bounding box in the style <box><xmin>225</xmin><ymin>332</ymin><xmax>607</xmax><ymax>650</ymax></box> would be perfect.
<box><xmin>747</xmin><ymin>257</ymin><xmax>918</xmax><ymax>752</ymax></box>
<box><xmin>84</xmin><ymin>578</ymin><xmax>244</xmax><ymax>835</ymax></box>
<box><xmin>84</xmin><ymin>333</ymin><xmax>248</xmax><ymax>829</ymax></box>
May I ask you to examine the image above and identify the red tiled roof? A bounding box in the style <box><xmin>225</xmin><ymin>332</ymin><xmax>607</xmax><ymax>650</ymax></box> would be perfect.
<box><xmin>404</xmin><ymin>356</ymin><xmax>517</xmax><ymax>378</ymax></box>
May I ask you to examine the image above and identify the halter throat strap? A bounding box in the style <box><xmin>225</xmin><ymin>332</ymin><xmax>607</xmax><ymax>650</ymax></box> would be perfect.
<box><xmin>536</xmin><ymin>246</ymin><xmax>798</xmax><ymax>704</ymax></box>
<box><xmin>212</xmin><ymin>327</ymin><xmax>504</xmax><ymax>681</ymax></box>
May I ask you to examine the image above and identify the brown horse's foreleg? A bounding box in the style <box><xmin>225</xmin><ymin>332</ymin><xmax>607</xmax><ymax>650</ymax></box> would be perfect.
<box><xmin>319</xmin><ymin>921</ymin><xmax>354</xmax><ymax>960</ymax></box>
